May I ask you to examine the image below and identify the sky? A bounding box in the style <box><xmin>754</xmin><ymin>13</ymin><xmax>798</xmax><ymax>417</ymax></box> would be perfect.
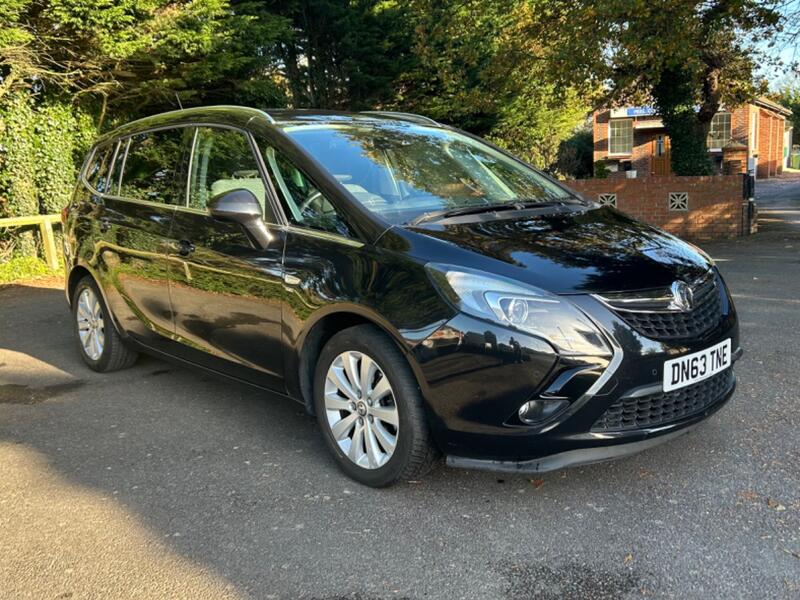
<box><xmin>760</xmin><ymin>0</ymin><xmax>800</xmax><ymax>90</ymax></box>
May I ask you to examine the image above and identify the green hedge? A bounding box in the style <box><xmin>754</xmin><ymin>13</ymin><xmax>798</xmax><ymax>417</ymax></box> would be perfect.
<box><xmin>0</xmin><ymin>92</ymin><xmax>96</xmax><ymax>259</ymax></box>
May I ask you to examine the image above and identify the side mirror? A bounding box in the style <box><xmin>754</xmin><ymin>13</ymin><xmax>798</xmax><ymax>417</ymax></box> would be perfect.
<box><xmin>207</xmin><ymin>188</ymin><xmax>271</xmax><ymax>248</ymax></box>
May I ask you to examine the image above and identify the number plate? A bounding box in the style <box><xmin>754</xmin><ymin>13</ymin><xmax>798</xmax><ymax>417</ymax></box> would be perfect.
<box><xmin>663</xmin><ymin>339</ymin><xmax>731</xmax><ymax>392</ymax></box>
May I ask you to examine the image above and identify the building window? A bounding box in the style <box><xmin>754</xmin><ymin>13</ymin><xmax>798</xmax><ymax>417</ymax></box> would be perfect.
<box><xmin>609</xmin><ymin>119</ymin><xmax>633</xmax><ymax>155</ymax></box>
<box><xmin>707</xmin><ymin>113</ymin><xmax>732</xmax><ymax>149</ymax></box>
<box><xmin>655</xmin><ymin>135</ymin><xmax>666</xmax><ymax>156</ymax></box>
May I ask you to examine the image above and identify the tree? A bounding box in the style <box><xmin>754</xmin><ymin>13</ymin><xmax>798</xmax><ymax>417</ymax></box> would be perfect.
<box><xmin>0</xmin><ymin>0</ymin><xmax>290</xmax><ymax>123</ymax></box>
<box><xmin>265</xmin><ymin>0</ymin><xmax>415</xmax><ymax>110</ymax></box>
<box><xmin>555</xmin><ymin>127</ymin><xmax>594</xmax><ymax>179</ymax></box>
<box><xmin>396</xmin><ymin>0</ymin><xmax>590</xmax><ymax>170</ymax></box>
<box><xmin>531</xmin><ymin>0</ymin><xmax>786</xmax><ymax>175</ymax></box>
<box><xmin>774</xmin><ymin>83</ymin><xmax>800</xmax><ymax>145</ymax></box>
<box><xmin>0</xmin><ymin>0</ymin><xmax>292</xmax><ymax>261</ymax></box>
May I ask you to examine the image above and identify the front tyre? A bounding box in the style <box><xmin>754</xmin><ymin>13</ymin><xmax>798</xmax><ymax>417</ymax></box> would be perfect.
<box><xmin>72</xmin><ymin>276</ymin><xmax>138</xmax><ymax>372</ymax></box>
<box><xmin>314</xmin><ymin>325</ymin><xmax>437</xmax><ymax>487</ymax></box>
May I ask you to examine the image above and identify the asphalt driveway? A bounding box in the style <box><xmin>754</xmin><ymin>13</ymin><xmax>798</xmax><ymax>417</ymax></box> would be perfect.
<box><xmin>1</xmin><ymin>182</ymin><xmax>799</xmax><ymax>598</ymax></box>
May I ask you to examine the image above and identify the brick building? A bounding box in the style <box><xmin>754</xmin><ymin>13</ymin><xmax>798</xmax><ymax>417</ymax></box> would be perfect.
<box><xmin>593</xmin><ymin>98</ymin><xmax>791</xmax><ymax>179</ymax></box>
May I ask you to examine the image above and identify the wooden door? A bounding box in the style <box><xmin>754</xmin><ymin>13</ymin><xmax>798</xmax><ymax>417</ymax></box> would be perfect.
<box><xmin>651</xmin><ymin>134</ymin><xmax>671</xmax><ymax>176</ymax></box>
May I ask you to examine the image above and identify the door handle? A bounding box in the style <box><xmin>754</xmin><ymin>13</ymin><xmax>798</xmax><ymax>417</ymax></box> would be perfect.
<box><xmin>176</xmin><ymin>239</ymin><xmax>195</xmax><ymax>256</ymax></box>
<box><xmin>99</xmin><ymin>217</ymin><xmax>111</xmax><ymax>233</ymax></box>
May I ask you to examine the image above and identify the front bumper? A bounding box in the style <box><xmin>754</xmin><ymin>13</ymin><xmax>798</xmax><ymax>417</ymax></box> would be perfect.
<box><xmin>447</xmin><ymin>423</ymin><xmax>699</xmax><ymax>475</ymax></box>
<box><xmin>411</xmin><ymin>286</ymin><xmax>740</xmax><ymax>469</ymax></box>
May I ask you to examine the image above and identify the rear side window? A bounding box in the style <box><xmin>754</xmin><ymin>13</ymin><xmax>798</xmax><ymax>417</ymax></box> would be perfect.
<box><xmin>84</xmin><ymin>144</ymin><xmax>114</xmax><ymax>193</ymax></box>
<box><xmin>118</xmin><ymin>128</ymin><xmax>186</xmax><ymax>205</ymax></box>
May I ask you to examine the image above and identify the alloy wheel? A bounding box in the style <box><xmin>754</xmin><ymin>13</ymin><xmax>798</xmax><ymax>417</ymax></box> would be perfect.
<box><xmin>76</xmin><ymin>287</ymin><xmax>105</xmax><ymax>361</ymax></box>
<box><xmin>324</xmin><ymin>351</ymin><xmax>399</xmax><ymax>469</ymax></box>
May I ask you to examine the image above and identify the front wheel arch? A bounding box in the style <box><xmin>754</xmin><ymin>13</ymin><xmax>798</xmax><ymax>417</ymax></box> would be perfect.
<box><xmin>295</xmin><ymin>308</ymin><xmax>428</xmax><ymax>416</ymax></box>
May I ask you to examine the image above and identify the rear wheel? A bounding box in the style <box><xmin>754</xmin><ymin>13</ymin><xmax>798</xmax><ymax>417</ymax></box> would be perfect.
<box><xmin>314</xmin><ymin>325</ymin><xmax>437</xmax><ymax>487</ymax></box>
<box><xmin>72</xmin><ymin>276</ymin><xmax>138</xmax><ymax>372</ymax></box>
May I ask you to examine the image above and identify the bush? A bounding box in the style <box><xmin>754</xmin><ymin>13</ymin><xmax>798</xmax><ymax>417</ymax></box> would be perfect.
<box><xmin>0</xmin><ymin>92</ymin><xmax>96</xmax><ymax>260</ymax></box>
<box><xmin>487</xmin><ymin>87</ymin><xmax>589</xmax><ymax>171</ymax></box>
<box><xmin>555</xmin><ymin>128</ymin><xmax>593</xmax><ymax>178</ymax></box>
<box><xmin>0</xmin><ymin>255</ymin><xmax>62</xmax><ymax>284</ymax></box>
<box><xmin>593</xmin><ymin>160</ymin><xmax>611</xmax><ymax>179</ymax></box>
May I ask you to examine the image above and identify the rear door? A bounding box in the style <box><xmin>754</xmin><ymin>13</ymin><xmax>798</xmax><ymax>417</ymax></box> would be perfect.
<box><xmin>94</xmin><ymin>127</ymin><xmax>191</xmax><ymax>347</ymax></box>
<box><xmin>166</xmin><ymin>125</ymin><xmax>286</xmax><ymax>390</ymax></box>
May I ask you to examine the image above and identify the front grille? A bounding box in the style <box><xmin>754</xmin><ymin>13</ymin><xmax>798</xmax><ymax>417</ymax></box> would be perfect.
<box><xmin>591</xmin><ymin>368</ymin><xmax>734</xmax><ymax>432</ymax></box>
<box><xmin>613</xmin><ymin>275</ymin><xmax>723</xmax><ymax>341</ymax></box>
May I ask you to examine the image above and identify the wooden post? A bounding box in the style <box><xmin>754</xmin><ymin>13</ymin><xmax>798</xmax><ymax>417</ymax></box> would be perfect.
<box><xmin>39</xmin><ymin>217</ymin><xmax>59</xmax><ymax>270</ymax></box>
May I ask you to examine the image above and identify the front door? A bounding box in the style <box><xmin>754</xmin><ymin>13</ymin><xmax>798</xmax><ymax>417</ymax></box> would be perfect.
<box><xmin>651</xmin><ymin>134</ymin><xmax>671</xmax><ymax>176</ymax></box>
<box><xmin>166</xmin><ymin>126</ymin><xmax>286</xmax><ymax>390</ymax></box>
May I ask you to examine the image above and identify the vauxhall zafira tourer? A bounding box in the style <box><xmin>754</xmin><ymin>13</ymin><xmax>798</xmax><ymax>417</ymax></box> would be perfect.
<box><xmin>63</xmin><ymin>107</ymin><xmax>740</xmax><ymax>486</ymax></box>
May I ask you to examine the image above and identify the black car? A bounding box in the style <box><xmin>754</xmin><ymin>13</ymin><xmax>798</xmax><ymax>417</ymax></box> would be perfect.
<box><xmin>63</xmin><ymin>106</ymin><xmax>740</xmax><ymax>486</ymax></box>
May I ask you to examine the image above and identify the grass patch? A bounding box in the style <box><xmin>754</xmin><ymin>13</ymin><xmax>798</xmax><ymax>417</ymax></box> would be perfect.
<box><xmin>0</xmin><ymin>256</ymin><xmax>63</xmax><ymax>284</ymax></box>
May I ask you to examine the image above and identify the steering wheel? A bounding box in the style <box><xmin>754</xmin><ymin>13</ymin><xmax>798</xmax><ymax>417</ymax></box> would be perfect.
<box><xmin>299</xmin><ymin>190</ymin><xmax>324</xmax><ymax>214</ymax></box>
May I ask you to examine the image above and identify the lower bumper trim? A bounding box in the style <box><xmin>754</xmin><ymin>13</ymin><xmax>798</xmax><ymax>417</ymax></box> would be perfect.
<box><xmin>445</xmin><ymin>425</ymin><xmax>696</xmax><ymax>475</ymax></box>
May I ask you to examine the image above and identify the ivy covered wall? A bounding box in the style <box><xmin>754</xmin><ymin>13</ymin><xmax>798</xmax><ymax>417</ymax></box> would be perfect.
<box><xmin>0</xmin><ymin>92</ymin><xmax>96</xmax><ymax>258</ymax></box>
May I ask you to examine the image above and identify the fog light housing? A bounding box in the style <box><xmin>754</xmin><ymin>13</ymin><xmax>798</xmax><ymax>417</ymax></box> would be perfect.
<box><xmin>518</xmin><ymin>399</ymin><xmax>569</xmax><ymax>425</ymax></box>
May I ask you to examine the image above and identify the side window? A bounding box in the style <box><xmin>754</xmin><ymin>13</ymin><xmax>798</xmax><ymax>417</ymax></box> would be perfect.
<box><xmin>262</xmin><ymin>146</ymin><xmax>353</xmax><ymax>238</ymax></box>
<box><xmin>84</xmin><ymin>143</ymin><xmax>114</xmax><ymax>193</ymax></box>
<box><xmin>118</xmin><ymin>128</ymin><xmax>186</xmax><ymax>204</ymax></box>
<box><xmin>187</xmin><ymin>127</ymin><xmax>273</xmax><ymax>221</ymax></box>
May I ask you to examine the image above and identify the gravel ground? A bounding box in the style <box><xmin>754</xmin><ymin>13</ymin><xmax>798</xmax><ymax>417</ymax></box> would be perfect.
<box><xmin>1</xmin><ymin>179</ymin><xmax>799</xmax><ymax>599</ymax></box>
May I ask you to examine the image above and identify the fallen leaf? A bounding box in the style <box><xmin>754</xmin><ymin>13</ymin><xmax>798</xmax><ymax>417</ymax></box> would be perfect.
<box><xmin>737</xmin><ymin>489</ymin><xmax>759</xmax><ymax>503</ymax></box>
<box><xmin>530</xmin><ymin>478</ymin><xmax>545</xmax><ymax>489</ymax></box>
<box><xmin>624</xmin><ymin>553</ymin><xmax>633</xmax><ymax>565</ymax></box>
<box><xmin>781</xmin><ymin>548</ymin><xmax>800</xmax><ymax>561</ymax></box>
<box><xmin>767</xmin><ymin>498</ymin><xmax>787</xmax><ymax>511</ymax></box>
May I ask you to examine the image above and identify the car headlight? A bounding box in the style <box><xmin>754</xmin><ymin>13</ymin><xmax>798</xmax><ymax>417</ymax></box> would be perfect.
<box><xmin>425</xmin><ymin>263</ymin><xmax>610</xmax><ymax>356</ymax></box>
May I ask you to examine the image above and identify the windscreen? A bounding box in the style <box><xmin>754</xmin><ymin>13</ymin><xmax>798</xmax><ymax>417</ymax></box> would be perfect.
<box><xmin>284</xmin><ymin>122</ymin><xmax>577</xmax><ymax>225</ymax></box>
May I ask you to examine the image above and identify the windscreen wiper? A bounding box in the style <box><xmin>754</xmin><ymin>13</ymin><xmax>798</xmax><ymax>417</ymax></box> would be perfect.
<box><xmin>410</xmin><ymin>199</ymin><xmax>574</xmax><ymax>226</ymax></box>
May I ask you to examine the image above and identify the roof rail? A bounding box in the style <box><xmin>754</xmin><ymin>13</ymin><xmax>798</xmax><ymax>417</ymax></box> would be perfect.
<box><xmin>193</xmin><ymin>105</ymin><xmax>276</xmax><ymax>123</ymax></box>
<box><xmin>361</xmin><ymin>111</ymin><xmax>439</xmax><ymax>126</ymax></box>
<box><xmin>94</xmin><ymin>105</ymin><xmax>279</xmax><ymax>145</ymax></box>
<box><xmin>254</xmin><ymin>109</ymin><xmax>276</xmax><ymax>124</ymax></box>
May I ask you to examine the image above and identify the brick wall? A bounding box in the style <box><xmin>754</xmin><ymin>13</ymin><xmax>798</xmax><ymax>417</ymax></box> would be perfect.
<box><xmin>757</xmin><ymin>110</ymin><xmax>770</xmax><ymax>178</ymax></box>
<box><xmin>775</xmin><ymin>114</ymin><xmax>784</xmax><ymax>175</ymax></box>
<box><xmin>566</xmin><ymin>175</ymin><xmax>745</xmax><ymax>240</ymax></box>
<box><xmin>593</xmin><ymin>110</ymin><xmax>610</xmax><ymax>166</ymax></box>
<box><xmin>632</xmin><ymin>129</ymin><xmax>656</xmax><ymax>174</ymax></box>
<box><xmin>755</xmin><ymin>108</ymin><xmax>788</xmax><ymax>178</ymax></box>
<box><xmin>731</xmin><ymin>106</ymin><xmax>749</xmax><ymax>146</ymax></box>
